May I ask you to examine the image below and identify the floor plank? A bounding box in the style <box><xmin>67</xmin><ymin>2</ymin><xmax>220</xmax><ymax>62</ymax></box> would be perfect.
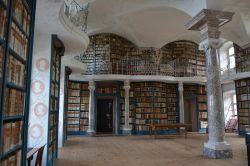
<box><xmin>56</xmin><ymin>133</ymin><xmax>247</xmax><ymax>166</ymax></box>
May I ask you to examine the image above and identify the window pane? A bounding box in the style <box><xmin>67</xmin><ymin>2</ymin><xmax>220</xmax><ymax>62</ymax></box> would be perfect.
<box><xmin>229</xmin><ymin>47</ymin><xmax>234</xmax><ymax>56</ymax></box>
<box><xmin>229</xmin><ymin>56</ymin><xmax>235</xmax><ymax>68</ymax></box>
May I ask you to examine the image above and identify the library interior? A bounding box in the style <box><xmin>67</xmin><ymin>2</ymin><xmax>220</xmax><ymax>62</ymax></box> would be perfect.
<box><xmin>0</xmin><ymin>0</ymin><xmax>250</xmax><ymax>165</ymax></box>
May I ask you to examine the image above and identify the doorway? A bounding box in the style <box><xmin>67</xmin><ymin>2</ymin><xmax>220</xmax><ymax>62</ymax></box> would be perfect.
<box><xmin>184</xmin><ymin>97</ymin><xmax>198</xmax><ymax>132</ymax></box>
<box><xmin>97</xmin><ymin>99</ymin><xmax>114</xmax><ymax>133</ymax></box>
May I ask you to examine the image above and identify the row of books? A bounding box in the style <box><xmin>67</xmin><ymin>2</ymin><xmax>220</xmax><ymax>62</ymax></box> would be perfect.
<box><xmin>67</xmin><ymin>111</ymin><xmax>79</xmax><ymax>118</ymax></box>
<box><xmin>198</xmin><ymin>103</ymin><xmax>207</xmax><ymax>110</ymax></box>
<box><xmin>67</xmin><ymin>118</ymin><xmax>79</xmax><ymax>124</ymax></box>
<box><xmin>67</xmin><ymin>126</ymin><xmax>89</xmax><ymax>132</ymax></box>
<box><xmin>239</xmin><ymin>117</ymin><xmax>250</xmax><ymax>124</ymax></box>
<box><xmin>68</xmin><ymin>90</ymin><xmax>81</xmax><ymax>96</ymax></box>
<box><xmin>136</xmin><ymin>103</ymin><xmax>173</xmax><ymax>108</ymax></box>
<box><xmin>0</xmin><ymin>5</ymin><xmax>6</xmax><ymax>39</ymax></box>
<box><xmin>7</xmin><ymin>55</ymin><xmax>25</xmax><ymax>87</ymax></box>
<box><xmin>135</xmin><ymin>108</ymin><xmax>169</xmax><ymax>113</ymax></box>
<box><xmin>4</xmin><ymin>88</ymin><xmax>25</xmax><ymax>117</ymax></box>
<box><xmin>120</xmin><ymin>118</ymin><xmax>134</xmax><ymax>124</ymax></box>
<box><xmin>51</xmin><ymin>82</ymin><xmax>59</xmax><ymax>97</ymax></box>
<box><xmin>68</xmin><ymin>104</ymin><xmax>89</xmax><ymax>110</ymax></box>
<box><xmin>50</xmin><ymin>98</ymin><xmax>58</xmax><ymax>111</ymax></box>
<box><xmin>2</xmin><ymin>121</ymin><xmax>22</xmax><ymax>153</ymax></box>
<box><xmin>120</xmin><ymin>104</ymin><xmax>135</xmax><ymax>110</ymax></box>
<box><xmin>236</xmin><ymin>87</ymin><xmax>250</xmax><ymax>94</ymax></box>
<box><xmin>136</xmin><ymin>113</ymin><xmax>168</xmax><ymax>119</ymax></box>
<box><xmin>10</xmin><ymin>23</ymin><xmax>28</xmax><ymax>60</ymax></box>
<box><xmin>237</xmin><ymin>94</ymin><xmax>250</xmax><ymax>101</ymax></box>
<box><xmin>136</xmin><ymin>119</ymin><xmax>169</xmax><ymax>125</ymax></box>
<box><xmin>51</xmin><ymin>65</ymin><xmax>59</xmax><ymax>82</ymax></box>
<box><xmin>198</xmin><ymin>95</ymin><xmax>207</xmax><ymax>102</ymax></box>
<box><xmin>96</xmin><ymin>87</ymin><xmax>116</xmax><ymax>94</ymax></box>
<box><xmin>239</xmin><ymin>125</ymin><xmax>250</xmax><ymax>132</ymax></box>
<box><xmin>199</xmin><ymin>112</ymin><xmax>208</xmax><ymax>119</ymax></box>
<box><xmin>0</xmin><ymin>150</ymin><xmax>21</xmax><ymax>166</ymax></box>
<box><xmin>120</xmin><ymin>111</ymin><xmax>134</xmax><ymax>117</ymax></box>
<box><xmin>79</xmin><ymin>119</ymin><xmax>88</xmax><ymax>125</ymax></box>
<box><xmin>68</xmin><ymin>97</ymin><xmax>80</xmax><ymax>103</ymax></box>
<box><xmin>236</xmin><ymin>80</ymin><xmax>249</xmax><ymax>87</ymax></box>
<box><xmin>49</xmin><ymin>126</ymin><xmax>56</xmax><ymax>143</ymax></box>
<box><xmin>68</xmin><ymin>82</ymin><xmax>89</xmax><ymax>89</ymax></box>
<box><xmin>13</xmin><ymin>0</ymin><xmax>30</xmax><ymax>35</ymax></box>
<box><xmin>238</xmin><ymin>101</ymin><xmax>250</xmax><ymax>108</ymax></box>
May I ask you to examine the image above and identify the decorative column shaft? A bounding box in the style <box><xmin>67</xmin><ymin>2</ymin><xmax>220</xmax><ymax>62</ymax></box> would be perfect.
<box><xmin>87</xmin><ymin>80</ymin><xmax>96</xmax><ymax>135</ymax></box>
<box><xmin>123</xmin><ymin>80</ymin><xmax>131</xmax><ymax>134</ymax></box>
<box><xmin>178</xmin><ymin>82</ymin><xmax>185</xmax><ymax>123</ymax></box>
<box><xmin>186</xmin><ymin>9</ymin><xmax>234</xmax><ymax>159</ymax></box>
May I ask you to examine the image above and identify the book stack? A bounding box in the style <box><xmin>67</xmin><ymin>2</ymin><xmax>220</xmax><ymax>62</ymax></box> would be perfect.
<box><xmin>10</xmin><ymin>24</ymin><xmax>28</xmax><ymax>60</ymax></box>
<box><xmin>2</xmin><ymin>122</ymin><xmax>22</xmax><ymax>153</ymax></box>
<box><xmin>4</xmin><ymin>88</ymin><xmax>25</xmax><ymax>117</ymax></box>
<box><xmin>7</xmin><ymin>56</ymin><xmax>25</xmax><ymax>87</ymax></box>
<box><xmin>0</xmin><ymin>5</ymin><xmax>6</xmax><ymax>39</ymax></box>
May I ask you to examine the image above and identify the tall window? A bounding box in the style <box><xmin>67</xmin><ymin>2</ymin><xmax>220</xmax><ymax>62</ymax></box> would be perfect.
<box><xmin>219</xmin><ymin>44</ymin><xmax>235</xmax><ymax>74</ymax></box>
<box><xmin>228</xmin><ymin>46</ymin><xmax>235</xmax><ymax>69</ymax></box>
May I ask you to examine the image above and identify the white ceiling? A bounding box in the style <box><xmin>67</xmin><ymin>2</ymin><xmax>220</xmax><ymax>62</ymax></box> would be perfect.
<box><xmin>36</xmin><ymin>0</ymin><xmax>250</xmax><ymax>76</ymax></box>
<box><xmin>86</xmin><ymin>0</ymin><xmax>250</xmax><ymax>47</ymax></box>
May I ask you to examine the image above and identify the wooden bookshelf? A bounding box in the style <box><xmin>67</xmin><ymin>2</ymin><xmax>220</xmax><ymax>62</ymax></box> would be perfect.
<box><xmin>47</xmin><ymin>35</ymin><xmax>64</xmax><ymax>165</ymax></box>
<box><xmin>63</xmin><ymin>67</ymin><xmax>71</xmax><ymax>145</ymax></box>
<box><xmin>234</xmin><ymin>44</ymin><xmax>250</xmax><ymax>73</ymax></box>
<box><xmin>67</xmin><ymin>81</ymin><xmax>89</xmax><ymax>135</ymax></box>
<box><xmin>0</xmin><ymin>0</ymin><xmax>36</xmax><ymax>165</ymax></box>
<box><xmin>197</xmin><ymin>85</ymin><xmax>207</xmax><ymax>132</ymax></box>
<box><xmin>131</xmin><ymin>82</ymin><xmax>178</xmax><ymax>134</ymax></box>
<box><xmin>235</xmin><ymin>78</ymin><xmax>250</xmax><ymax>135</ymax></box>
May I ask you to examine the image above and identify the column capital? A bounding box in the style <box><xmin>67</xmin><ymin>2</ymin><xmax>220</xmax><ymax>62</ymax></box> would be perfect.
<box><xmin>88</xmin><ymin>80</ymin><xmax>95</xmax><ymax>91</ymax></box>
<box><xmin>178</xmin><ymin>82</ymin><xmax>183</xmax><ymax>91</ymax></box>
<box><xmin>186</xmin><ymin>9</ymin><xmax>234</xmax><ymax>49</ymax></box>
<box><xmin>124</xmin><ymin>80</ymin><xmax>130</xmax><ymax>90</ymax></box>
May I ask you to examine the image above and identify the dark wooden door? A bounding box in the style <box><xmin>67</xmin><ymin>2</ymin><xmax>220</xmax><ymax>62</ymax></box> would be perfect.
<box><xmin>97</xmin><ymin>99</ymin><xmax>113</xmax><ymax>133</ymax></box>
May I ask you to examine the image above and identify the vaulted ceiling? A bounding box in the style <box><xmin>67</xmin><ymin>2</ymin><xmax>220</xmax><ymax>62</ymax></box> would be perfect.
<box><xmin>86</xmin><ymin>0</ymin><xmax>250</xmax><ymax>47</ymax></box>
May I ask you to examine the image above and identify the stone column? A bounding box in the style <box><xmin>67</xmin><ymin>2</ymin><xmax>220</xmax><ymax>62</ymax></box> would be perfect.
<box><xmin>122</xmin><ymin>80</ymin><xmax>131</xmax><ymax>134</ymax></box>
<box><xmin>186</xmin><ymin>9</ymin><xmax>234</xmax><ymax>159</ymax></box>
<box><xmin>178</xmin><ymin>82</ymin><xmax>185</xmax><ymax>123</ymax></box>
<box><xmin>87</xmin><ymin>80</ymin><xmax>96</xmax><ymax>136</ymax></box>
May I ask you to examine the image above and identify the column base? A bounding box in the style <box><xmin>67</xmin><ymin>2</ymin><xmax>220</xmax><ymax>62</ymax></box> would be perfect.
<box><xmin>203</xmin><ymin>141</ymin><xmax>233</xmax><ymax>159</ymax></box>
<box><xmin>122</xmin><ymin>128</ymin><xmax>132</xmax><ymax>135</ymax></box>
<box><xmin>87</xmin><ymin>129</ymin><xmax>96</xmax><ymax>136</ymax></box>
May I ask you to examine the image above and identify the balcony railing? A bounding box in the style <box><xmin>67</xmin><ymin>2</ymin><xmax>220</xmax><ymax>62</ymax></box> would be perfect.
<box><xmin>74</xmin><ymin>55</ymin><xmax>206</xmax><ymax>77</ymax></box>
<box><xmin>64</xmin><ymin>0</ymin><xmax>89</xmax><ymax>32</ymax></box>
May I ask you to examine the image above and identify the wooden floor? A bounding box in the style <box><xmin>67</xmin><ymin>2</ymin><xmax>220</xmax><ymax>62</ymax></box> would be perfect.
<box><xmin>56</xmin><ymin>133</ymin><xmax>247</xmax><ymax>166</ymax></box>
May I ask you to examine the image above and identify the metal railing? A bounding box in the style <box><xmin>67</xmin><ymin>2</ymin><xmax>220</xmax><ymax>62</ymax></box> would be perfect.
<box><xmin>74</xmin><ymin>54</ymin><xmax>205</xmax><ymax>77</ymax></box>
<box><xmin>64</xmin><ymin>0</ymin><xmax>89</xmax><ymax>32</ymax></box>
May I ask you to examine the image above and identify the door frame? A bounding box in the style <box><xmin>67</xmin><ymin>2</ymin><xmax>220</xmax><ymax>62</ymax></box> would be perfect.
<box><xmin>96</xmin><ymin>97</ymin><xmax>116</xmax><ymax>134</ymax></box>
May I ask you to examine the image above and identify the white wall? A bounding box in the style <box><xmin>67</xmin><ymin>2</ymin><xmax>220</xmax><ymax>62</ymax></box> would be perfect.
<box><xmin>28</xmin><ymin>31</ymin><xmax>52</xmax><ymax>166</ymax></box>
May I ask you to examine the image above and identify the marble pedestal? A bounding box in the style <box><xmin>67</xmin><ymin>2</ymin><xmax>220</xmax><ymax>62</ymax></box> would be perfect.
<box><xmin>203</xmin><ymin>141</ymin><xmax>233</xmax><ymax>159</ymax></box>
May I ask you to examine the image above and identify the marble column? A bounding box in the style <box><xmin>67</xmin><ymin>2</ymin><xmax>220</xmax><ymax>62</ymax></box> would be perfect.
<box><xmin>178</xmin><ymin>82</ymin><xmax>185</xmax><ymax>123</ymax></box>
<box><xmin>122</xmin><ymin>80</ymin><xmax>131</xmax><ymax>134</ymax></box>
<box><xmin>186</xmin><ymin>9</ymin><xmax>234</xmax><ymax>159</ymax></box>
<box><xmin>87</xmin><ymin>80</ymin><xmax>96</xmax><ymax>136</ymax></box>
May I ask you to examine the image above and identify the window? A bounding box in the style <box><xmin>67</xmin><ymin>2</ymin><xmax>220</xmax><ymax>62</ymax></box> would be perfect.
<box><xmin>228</xmin><ymin>46</ymin><xmax>235</xmax><ymax>69</ymax></box>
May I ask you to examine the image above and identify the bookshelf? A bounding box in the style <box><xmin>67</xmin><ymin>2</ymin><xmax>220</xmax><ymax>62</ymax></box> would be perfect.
<box><xmin>67</xmin><ymin>81</ymin><xmax>89</xmax><ymax>135</ymax></box>
<box><xmin>235</xmin><ymin>78</ymin><xmax>250</xmax><ymax>135</ymax></box>
<box><xmin>234</xmin><ymin>44</ymin><xmax>250</xmax><ymax>73</ymax></box>
<box><xmin>63</xmin><ymin>67</ymin><xmax>71</xmax><ymax>145</ymax></box>
<box><xmin>47</xmin><ymin>35</ymin><xmax>64</xmax><ymax>165</ymax></box>
<box><xmin>0</xmin><ymin>0</ymin><xmax>36</xmax><ymax>165</ymax></box>
<box><xmin>197</xmin><ymin>85</ymin><xmax>207</xmax><ymax>132</ymax></box>
<box><xmin>183</xmin><ymin>84</ymin><xmax>207</xmax><ymax>132</ymax></box>
<box><xmin>132</xmin><ymin>82</ymin><xmax>178</xmax><ymax>134</ymax></box>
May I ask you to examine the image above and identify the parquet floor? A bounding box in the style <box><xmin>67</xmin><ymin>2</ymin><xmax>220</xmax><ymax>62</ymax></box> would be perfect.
<box><xmin>56</xmin><ymin>133</ymin><xmax>247</xmax><ymax>166</ymax></box>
